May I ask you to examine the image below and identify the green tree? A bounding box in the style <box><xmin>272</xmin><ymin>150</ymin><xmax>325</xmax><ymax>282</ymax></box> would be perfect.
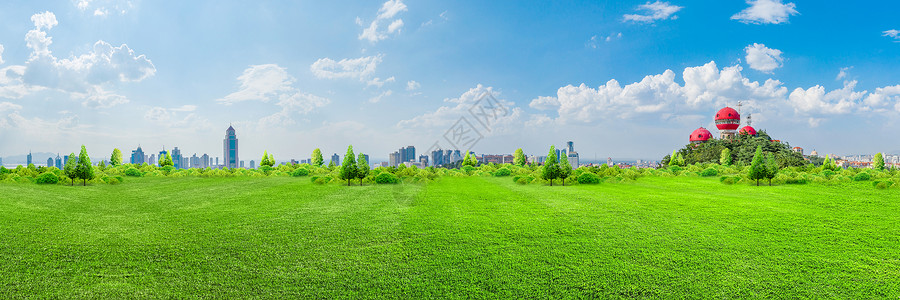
<box><xmin>110</xmin><ymin>148</ymin><xmax>122</xmax><ymax>166</ymax></box>
<box><xmin>874</xmin><ymin>152</ymin><xmax>885</xmax><ymax>171</ymax></box>
<box><xmin>261</xmin><ymin>150</ymin><xmax>275</xmax><ymax>167</ymax></box>
<box><xmin>339</xmin><ymin>145</ymin><xmax>358</xmax><ymax>186</ymax></box>
<box><xmin>720</xmin><ymin>148</ymin><xmax>732</xmax><ymax>166</ymax></box>
<box><xmin>823</xmin><ymin>154</ymin><xmax>838</xmax><ymax>171</ymax></box>
<box><xmin>748</xmin><ymin>145</ymin><xmax>766</xmax><ymax>186</ymax></box>
<box><xmin>765</xmin><ymin>152</ymin><xmax>778</xmax><ymax>186</ymax></box>
<box><xmin>541</xmin><ymin>145</ymin><xmax>560</xmax><ymax>186</ymax></box>
<box><xmin>312</xmin><ymin>148</ymin><xmax>324</xmax><ymax>167</ymax></box>
<box><xmin>98</xmin><ymin>160</ymin><xmax>107</xmax><ymax>170</ymax></box>
<box><xmin>159</xmin><ymin>152</ymin><xmax>174</xmax><ymax>167</ymax></box>
<box><xmin>462</xmin><ymin>152</ymin><xmax>478</xmax><ymax>167</ymax></box>
<box><xmin>75</xmin><ymin>145</ymin><xmax>94</xmax><ymax>186</ymax></box>
<box><xmin>64</xmin><ymin>152</ymin><xmax>78</xmax><ymax>186</ymax></box>
<box><xmin>559</xmin><ymin>153</ymin><xmax>572</xmax><ymax>186</ymax></box>
<box><xmin>327</xmin><ymin>160</ymin><xmax>335</xmax><ymax>170</ymax></box>
<box><xmin>357</xmin><ymin>153</ymin><xmax>370</xmax><ymax>185</ymax></box>
<box><xmin>513</xmin><ymin>148</ymin><xmax>526</xmax><ymax>166</ymax></box>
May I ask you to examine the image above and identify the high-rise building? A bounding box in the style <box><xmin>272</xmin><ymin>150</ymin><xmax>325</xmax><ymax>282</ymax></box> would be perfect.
<box><xmin>331</xmin><ymin>153</ymin><xmax>340</xmax><ymax>166</ymax></box>
<box><xmin>389</xmin><ymin>151</ymin><xmax>400</xmax><ymax>166</ymax></box>
<box><xmin>419</xmin><ymin>155</ymin><xmax>429</xmax><ymax>167</ymax></box>
<box><xmin>149</xmin><ymin>154</ymin><xmax>156</xmax><ymax>166</ymax></box>
<box><xmin>47</xmin><ymin>157</ymin><xmax>53</xmax><ymax>167</ymax></box>
<box><xmin>201</xmin><ymin>154</ymin><xmax>210</xmax><ymax>169</ymax></box>
<box><xmin>131</xmin><ymin>146</ymin><xmax>145</xmax><ymax>165</ymax></box>
<box><xmin>55</xmin><ymin>154</ymin><xmax>62</xmax><ymax>169</ymax></box>
<box><xmin>171</xmin><ymin>147</ymin><xmax>183</xmax><ymax>169</ymax></box>
<box><xmin>250</xmin><ymin>160</ymin><xmax>256</xmax><ymax>169</ymax></box>
<box><xmin>567</xmin><ymin>141</ymin><xmax>574</xmax><ymax>153</ymax></box>
<box><xmin>452</xmin><ymin>150</ymin><xmax>462</xmax><ymax>162</ymax></box>
<box><xmin>431</xmin><ymin>149</ymin><xmax>443</xmax><ymax>167</ymax></box>
<box><xmin>27</xmin><ymin>151</ymin><xmax>32</xmax><ymax>166</ymax></box>
<box><xmin>158</xmin><ymin>149</ymin><xmax>168</xmax><ymax>165</ymax></box>
<box><xmin>240</xmin><ymin>161</ymin><xmax>245</xmax><ymax>168</ymax></box>
<box><xmin>405</xmin><ymin>146</ymin><xmax>415</xmax><ymax>163</ymax></box>
<box><xmin>224</xmin><ymin>125</ymin><xmax>239</xmax><ymax>169</ymax></box>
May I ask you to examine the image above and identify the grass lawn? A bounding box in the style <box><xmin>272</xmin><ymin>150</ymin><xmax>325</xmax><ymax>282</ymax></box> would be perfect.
<box><xmin>1</xmin><ymin>176</ymin><xmax>898</xmax><ymax>298</ymax></box>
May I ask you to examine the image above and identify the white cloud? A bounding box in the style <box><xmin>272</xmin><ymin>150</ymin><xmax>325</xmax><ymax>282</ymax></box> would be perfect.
<box><xmin>529</xmin><ymin>96</ymin><xmax>560</xmax><ymax>110</ymax></box>
<box><xmin>3</xmin><ymin>12</ymin><xmax>155</xmax><ymax>108</ymax></box>
<box><xmin>367</xmin><ymin>76</ymin><xmax>395</xmax><ymax>88</ymax></box>
<box><xmin>310</xmin><ymin>55</ymin><xmax>381</xmax><ymax>80</ymax></box>
<box><xmin>863</xmin><ymin>85</ymin><xmax>900</xmax><ymax>109</ymax></box>
<box><xmin>884</xmin><ymin>29</ymin><xmax>900</xmax><ymax>41</ymax></box>
<box><xmin>94</xmin><ymin>8</ymin><xmax>108</xmax><ymax>16</ymax></box>
<box><xmin>744</xmin><ymin>43</ymin><xmax>784</xmax><ymax>73</ymax></box>
<box><xmin>788</xmin><ymin>80</ymin><xmax>864</xmax><ymax>115</ymax></box>
<box><xmin>623</xmin><ymin>1</ymin><xmax>683</xmax><ymax>23</ymax></box>
<box><xmin>0</xmin><ymin>44</ymin><xmax>5</xmax><ymax>65</ymax></box>
<box><xmin>0</xmin><ymin>102</ymin><xmax>22</xmax><ymax>112</ymax></box>
<box><xmin>144</xmin><ymin>105</ymin><xmax>210</xmax><ymax>129</ymax></box>
<box><xmin>398</xmin><ymin>84</ymin><xmax>523</xmax><ymax>134</ymax></box>
<box><xmin>219</xmin><ymin>64</ymin><xmax>329</xmax><ymax>126</ymax></box>
<box><xmin>731</xmin><ymin>0</ymin><xmax>798</xmax><ymax>24</ymax></box>
<box><xmin>368</xmin><ymin>90</ymin><xmax>393</xmax><ymax>103</ymax></box>
<box><xmin>836</xmin><ymin>67</ymin><xmax>852</xmax><ymax>81</ymax></box>
<box><xmin>75</xmin><ymin>0</ymin><xmax>133</xmax><ymax>16</ymax></box>
<box><xmin>406</xmin><ymin>80</ymin><xmax>420</xmax><ymax>91</ymax></box>
<box><xmin>358</xmin><ymin>0</ymin><xmax>408</xmax><ymax>43</ymax></box>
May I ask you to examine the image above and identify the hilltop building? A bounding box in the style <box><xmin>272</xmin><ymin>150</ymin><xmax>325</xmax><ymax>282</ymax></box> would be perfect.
<box><xmin>689</xmin><ymin>106</ymin><xmax>759</xmax><ymax>144</ymax></box>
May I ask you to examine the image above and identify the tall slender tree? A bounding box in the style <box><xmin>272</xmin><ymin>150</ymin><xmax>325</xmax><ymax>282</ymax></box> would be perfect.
<box><xmin>357</xmin><ymin>153</ymin><xmax>370</xmax><ymax>185</ymax></box>
<box><xmin>339</xmin><ymin>145</ymin><xmax>358</xmax><ymax>186</ymax></box>
<box><xmin>720</xmin><ymin>148</ymin><xmax>732</xmax><ymax>166</ymax></box>
<box><xmin>542</xmin><ymin>145</ymin><xmax>560</xmax><ymax>186</ymax></box>
<box><xmin>874</xmin><ymin>152</ymin><xmax>885</xmax><ymax>171</ymax></box>
<box><xmin>559</xmin><ymin>153</ymin><xmax>572</xmax><ymax>186</ymax></box>
<box><xmin>312</xmin><ymin>148</ymin><xmax>324</xmax><ymax>167</ymax></box>
<box><xmin>110</xmin><ymin>148</ymin><xmax>122</xmax><ymax>166</ymax></box>
<box><xmin>748</xmin><ymin>145</ymin><xmax>766</xmax><ymax>186</ymax></box>
<box><xmin>261</xmin><ymin>150</ymin><xmax>275</xmax><ymax>167</ymax></box>
<box><xmin>64</xmin><ymin>152</ymin><xmax>78</xmax><ymax>186</ymax></box>
<box><xmin>75</xmin><ymin>145</ymin><xmax>93</xmax><ymax>186</ymax></box>
<box><xmin>513</xmin><ymin>148</ymin><xmax>526</xmax><ymax>166</ymax></box>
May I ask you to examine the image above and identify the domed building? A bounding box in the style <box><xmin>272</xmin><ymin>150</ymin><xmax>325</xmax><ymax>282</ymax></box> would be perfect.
<box><xmin>715</xmin><ymin>107</ymin><xmax>741</xmax><ymax>139</ymax></box>
<box><xmin>739</xmin><ymin>126</ymin><xmax>757</xmax><ymax>136</ymax></box>
<box><xmin>689</xmin><ymin>127</ymin><xmax>712</xmax><ymax>144</ymax></box>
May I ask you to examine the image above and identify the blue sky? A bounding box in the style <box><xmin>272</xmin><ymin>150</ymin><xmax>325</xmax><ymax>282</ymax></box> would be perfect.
<box><xmin>0</xmin><ymin>0</ymin><xmax>899</xmax><ymax>162</ymax></box>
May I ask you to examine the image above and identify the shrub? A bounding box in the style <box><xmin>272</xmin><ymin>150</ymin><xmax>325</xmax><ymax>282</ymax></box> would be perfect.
<box><xmin>853</xmin><ymin>172</ymin><xmax>871</xmax><ymax>182</ymax></box>
<box><xmin>35</xmin><ymin>172</ymin><xmax>59</xmax><ymax>184</ymax></box>
<box><xmin>374</xmin><ymin>172</ymin><xmax>400</xmax><ymax>184</ymax></box>
<box><xmin>516</xmin><ymin>177</ymin><xmax>533</xmax><ymax>185</ymax></box>
<box><xmin>291</xmin><ymin>168</ymin><xmax>310</xmax><ymax>177</ymax></box>
<box><xmin>873</xmin><ymin>180</ymin><xmax>893</xmax><ymax>189</ymax></box>
<box><xmin>719</xmin><ymin>176</ymin><xmax>738</xmax><ymax>185</ymax></box>
<box><xmin>124</xmin><ymin>168</ymin><xmax>142</xmax><ymax>177</ymax></box>
<box><xmin>577</xmin><ymin>172</ymin><xmax>601</xmax><ymax>184</ymax></box>
<box><xmin>700</xmin><ymin>168</ymin><xmax>718</xmax><ymax>177</ymax></box>
<box><xmin>494</xmin><ymin>167</ymin><xmax>512</xmax><ymax>177</ymax></box>
<box><xmin>668</xmin><ymin>166</ymin><xmax>683</xmax><ymax>173</ymax></box>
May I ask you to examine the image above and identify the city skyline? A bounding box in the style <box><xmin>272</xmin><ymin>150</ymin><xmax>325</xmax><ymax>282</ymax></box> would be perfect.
<box><xmin>0</xmin><ymin>1</ymin><xmax>899</xmax><ymax>160</ymax></box>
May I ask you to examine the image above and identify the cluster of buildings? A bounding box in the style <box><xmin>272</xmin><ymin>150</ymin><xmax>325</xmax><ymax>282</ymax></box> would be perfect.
<box><xmin>127</xmin><ymin>125</ymin><xmax>245</xmax><ymax>169</ymax></box>
<box><xmin>381</xmin><ymin>141</ymin><xmax>583</xmax><ymax>169</ymax></box>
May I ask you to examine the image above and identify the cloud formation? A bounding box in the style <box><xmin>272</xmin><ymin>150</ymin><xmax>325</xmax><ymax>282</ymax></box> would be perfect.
<box><xmin>744</xmin><ymin>43</ymin><xmax>784</xmax><ymax>73</ymax></box>
<box><xmin>359</xmin><ymin>0</ymin><xmax>407</xmax><ymax>43</ymax></box>
<box><xmin>219</xmin><ymin>64</ymin><xmax>329</xmax><ymax>127</ymax></box>
<box><xmin>310</xmin><ymin>55</ymin><xmax>381</xmax><ymax>80</ymax></box>
<box><xmin>884</xmin><ymin>29</ymin><xmax>900</xmax><ymax>41</ymax></box>
<box><xmin>731</xmin><ymin>0</ymin><xmax>798</xmax><ymax>24</ymax></box>
<box><xmin>623</xmin><ymin>1</ymin><xmax>683</xmax><ymax>23</ymax></box>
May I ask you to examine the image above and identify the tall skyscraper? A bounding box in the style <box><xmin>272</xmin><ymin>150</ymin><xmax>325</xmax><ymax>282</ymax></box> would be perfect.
<box><xmin>405</xmin><ymin>146</ymin><xmax>415</xmax><ymax>163</ymax></box>
<box><xmin>131</xmin><ymin>146</ymin><xmax>145</xmax><ymax>165</ymax></box>
<box><xmin>149</xmin><ymin>154</ymin><xmax>156</xmax><ymax>166</ymax></box>
<box><xmin>419</xmin><ymin>155</ymin><xmax>429</xmax><ymax>167</ymax></box>
<box><xmin>250</xmin><ymin>160</ymin><xmax>256</xmax><ymax>169</ymax></box>
<box><xmin>201</xmin><ymin>154</ymin><xmax>210</xmax><ymax>168</ymax></box>
<box><xmin>431</xmin><ymin>149</ymin><xmax>444</xmax><ymax>167</ymax></box>
<box><xmin>172</xmin><ymin>147</ymin><xmax>183</xmax><ymax>169</ymax></box>
<box><xmin>567</xmin><ymin>141</ymin><xmax>574</xmax><ymax>153</ymax></box>
<box><xmin>47</xmin><ymin>157</ymin><xmax>53</xmax><ymax>167</ymax></box>
<box><xmin>224</xmin><ymin>126</ymin><xmax>239</xmax><ymax>169</ymax></box>
<box><xmin>27</xmin><ymin>151</ymin><xmax>32</xmax><ymax>166</ymax></box>
<box><xmin>55</xmin><ymin>154</ymin><xmax>62</xmax><ymax>169</ymax></box>
<box><xmin>331</xmin><ymin>153</ymin><xmax>340</xmax><ymax>166</ymax></box>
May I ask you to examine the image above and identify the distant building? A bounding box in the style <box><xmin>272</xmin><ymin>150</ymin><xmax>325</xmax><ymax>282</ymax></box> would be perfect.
<box><xmin>240</xmin><ymin>161</ymin><xmax>245</xmax><ymax>168</ymax></box>
<box><xmin>792</xmin><ymin>147</ymin><xmax>803</xmax><ymax>155</ymax></box>
<box><xmin>27</xmin><ymin>151</ymin><xmax>32</xmax><ymax>166</ymax></box>
<box><xmin>361</xmin><ymin>154</ymin><xmax>370</xmax><ymax>165</ymax></box>
<box><xmin>607</xmin><ymin>157</ymin><xmax>613</xmax><ymax>167</ymax></box>
<box><xmin>419</xmin><ymin>154</ymin><xmax>429</xmax><ymax>167</ymax></box>
<box><xmin>47</xmin><ymin>157</ymin><xmax>53</xmax><ymax>167</ymax></box>
<box><xmin>389</xmin><ymin>151</ymin><xmax>400</xmax><ymax>166</ymax></box>
<box><xmin>566</xmin><ymin>141</ymin><xmax>579</xmax><ymax>169</ymax></box>
<box><xmin>567</xmin><ymin>141</ymin><xmax>574</xmax><ymax>153</ymax></box>
<box><xmin>331</xmin><ymin>153</ymin><xmax>340</xmax><ymax>166</ymax></box>
<box><xmin>201</xmin><ymin>154</ymin><xmax>210</xmax><ymax>168</ymax></box>
<box><xmin>250</xmin><ymin>160</ymin><xmax>256</xmax><ymax>169</ymax></box>
<box><xmin>131</xmin><ymin>146</ymin><xmax>145</xmax><ymax>165</ymax></box>
<box><xmin>483</xmin><ymin>155</ymin><xmax>504</xmax><ymax>164</ymax></box>
<box><xmin>300</xmin><ymin>158</ymin><xmax>311</xmax><ymax>164</ymax></box>
<box><xmin>149</xmin><ymin>154</ymin><xmax>156</xmax><ymax>166</ymax></box>
<box><xmin>224</xmin><ymin>125</ymin><xmax>239</xmax><ymax>168</ymax></box>
<box><xmin>810</xmin><ymin>150</ymin><xmax>819</xmax><ymax>157</ymax></box>
<box><xmin>190</xmin><ymin>154</ymin><xmax>200</xmax><ymax>169</ymax></box>
<box><xmin>171</xmin><ymin>147</ymin><xmax>183</xmax><ymax>169</ymax></box>
<box><xmin>55</xmin><ymin>154</ymin><xmax>62</xmax><ymax>169</ymax></box>
<box><xmin>158</xmin><ymin>149</ymin><xmax>168</xmax><ymax>165</ymax></box>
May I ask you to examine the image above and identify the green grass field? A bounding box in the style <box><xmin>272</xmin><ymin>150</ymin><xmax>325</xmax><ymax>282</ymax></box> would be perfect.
<box><xmin>1</xmin><ymin>176</ymin><xmax>898</xmax><ymax>298</ymax></box>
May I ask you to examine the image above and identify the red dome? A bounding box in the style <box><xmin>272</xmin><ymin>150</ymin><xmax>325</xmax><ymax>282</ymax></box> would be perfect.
<box><xmin>739</xmin><ymin>126</ymin><xmax>757</xmax><ymax>136</ymax></box>
<box><xmin>715</xmin><ymin>107</ymin><xmax>741</xmax><ymax>131</ymax></box>
<box><xmin>689</xmin><ymin>127</ymin><xmax>712</xmax><ymax>143</ymax></box>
